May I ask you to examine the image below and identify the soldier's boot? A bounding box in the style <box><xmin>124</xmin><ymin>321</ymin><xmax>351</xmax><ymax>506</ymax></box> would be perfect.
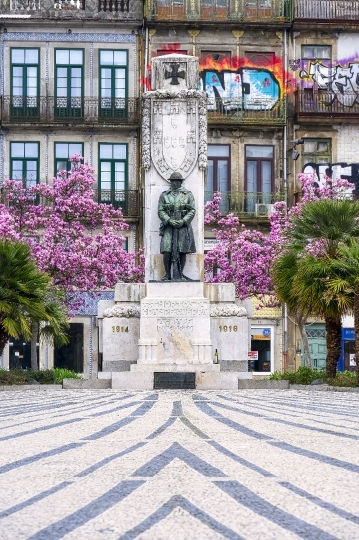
<box><xmin>161</xmin><ymin>252</ymin><xmax>172</xmax><ymax>281</ymax></box>
<box><xmin>179</xmin><ymin>254</ymin><xmax>191</xmax><ymax>281</ymax></box>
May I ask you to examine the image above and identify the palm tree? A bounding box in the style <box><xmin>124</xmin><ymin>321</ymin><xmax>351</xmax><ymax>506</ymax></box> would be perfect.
<box><xmin>272</xmin><ymin>250</ymin><xmax>313</xmax><ymax>368</ymax></box>
<box><xmin>0</xmin><ymin>241</ymin><xmax>69</xmax><ymax>363</ymax></box>
<box><xmin>325</xmin><ymin>238</ymin><xmax>359</xmax><ymax>385</ymax></box>
<box><xmin>274</xmin><ymin>198</ymin><xmax>359</xmax><ymax>378</ymax></box>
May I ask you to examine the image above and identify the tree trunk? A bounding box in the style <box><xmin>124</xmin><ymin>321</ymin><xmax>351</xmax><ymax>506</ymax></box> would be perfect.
<box><xmin>30</xmin><ymin>321</ymin><xmax>38</xmax><ymax>371</ymax></box>
<box><xmin>297</xmin><ymin>313</ymin><xmax>312</xmax><ymax>368</ymax></box>
<box><xmin>325</xmin><ymin>315</ymin><xmax>341</xmax><ymax>378</ymax></box>
<box><xmin>0</xmin><ymin>319</ymin><xmax>9</xmax><ymax>358</ymax></box>
<box><xmin>354</xmin><ymin>286</ymin><xmax>359</xmax><ymax>387</ymax></box>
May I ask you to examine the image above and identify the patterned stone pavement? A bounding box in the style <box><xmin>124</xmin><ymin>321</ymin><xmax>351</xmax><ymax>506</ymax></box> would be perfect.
<box><xmin>0</xmin><ymin>389</ymin><xmax>359</xmax><ymax>540</ymax></box>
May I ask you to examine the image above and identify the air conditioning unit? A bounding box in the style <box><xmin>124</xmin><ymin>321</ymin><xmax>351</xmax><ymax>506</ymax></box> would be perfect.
<box><xmin>255</xmin><ymin>203</ymin><xmax>274</xmax><ymax>217</ymax></box>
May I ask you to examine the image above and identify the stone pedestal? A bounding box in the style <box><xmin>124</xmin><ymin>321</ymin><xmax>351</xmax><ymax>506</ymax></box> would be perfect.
<box><xmin>99</xmin><ymin>282</ymin><xmax>252</xmax><ymax>389</ymax></box>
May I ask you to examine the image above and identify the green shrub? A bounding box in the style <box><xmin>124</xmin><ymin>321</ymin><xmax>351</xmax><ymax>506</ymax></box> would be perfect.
<box><xmin>0</xmin><ymin>369</ymin><xmax>28</xmax><ymax>385</ymax></box>
<box><xmin>269</xmin><ymin>366</ymin><xmax>358</xmax><ymax>387</ymax></box>
<box><xmin>52</xmin><ymin>368</ymin><xmax>81</xmax><ymax>384</ymax></box>
<box><xmin>28</xmin><ymin>370</ymin><xmax>57</xmax><ymax>384</ymax></box>
<box><xmin>0</xmin><ymin>367</ymin><xmax>81</xmax><ymax>385</ymax></box>
<box><xmin>326</xmin><ymin>371</ymin><xmax>357</xmax><ymax>388</ymax></box>
<box><xmin>269</xmin><ymin>366</ymin><xmax>326</xmax><ymax>385</ymax></box>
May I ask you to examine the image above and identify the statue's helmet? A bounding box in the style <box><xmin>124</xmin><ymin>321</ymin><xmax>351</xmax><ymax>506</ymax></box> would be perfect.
<box><xmin>169</xmin><ymin>172</ymin><xmax>184</xmax><ymax>182</ymax></box>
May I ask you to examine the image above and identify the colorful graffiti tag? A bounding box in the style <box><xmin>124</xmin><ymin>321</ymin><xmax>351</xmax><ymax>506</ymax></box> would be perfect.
<box><xmin>300</xmin><ymin>59</ymin><xmax>359</xmax><ymax>107</ymax></box>
<box><xmin>199</xmin><ymin>56</ymin><xmax>294</xmax><ymax>111</ymax></box>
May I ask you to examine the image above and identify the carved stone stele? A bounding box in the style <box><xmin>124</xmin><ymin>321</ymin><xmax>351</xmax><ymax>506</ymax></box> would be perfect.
<box><xmin>104</xmin><ymin>305</ymin><xmax>141</xmax><ymax>318</ymax></box>
<box><xmin>210</xmin><ymin>305</ymin><xmax>247</xmax><ymax>317</ymax></box>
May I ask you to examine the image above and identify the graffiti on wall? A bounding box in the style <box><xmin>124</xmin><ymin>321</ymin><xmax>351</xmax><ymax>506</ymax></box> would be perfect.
<box><xmin>299</xmin><ymin>58</ymin><xmax>359</xmax><ymax>107</ymax></box>
<box><xmin>199</xmin><ymin>56</ymin><xmax>294</xmax><ymax>111</ymax></box>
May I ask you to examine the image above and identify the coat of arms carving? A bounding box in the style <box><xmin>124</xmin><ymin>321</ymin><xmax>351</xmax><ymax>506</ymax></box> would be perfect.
<box><xmin>151</xmin><ymin>99</ymin><xmax>198</xmax><ymax>180</ymax></box>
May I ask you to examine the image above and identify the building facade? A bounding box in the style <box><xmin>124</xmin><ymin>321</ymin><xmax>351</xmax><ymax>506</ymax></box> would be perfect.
<box><xmin>0</xmin><ymin>1</ymin><xmax>143</xmax><ymax>374</ymax></box>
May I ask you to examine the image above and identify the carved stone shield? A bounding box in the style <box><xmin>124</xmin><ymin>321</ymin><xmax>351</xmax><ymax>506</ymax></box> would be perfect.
<box><xmin>151</xmin><ymin>98</ymin><xmax>198</xmax><ymax>181</ymax></box>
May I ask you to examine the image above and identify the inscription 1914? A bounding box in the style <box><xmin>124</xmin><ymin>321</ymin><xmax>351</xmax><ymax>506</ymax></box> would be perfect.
<box><xmin>142</xmin><ymin>300</ymin><xmax>209</xmax><ymax>318</ymax></box>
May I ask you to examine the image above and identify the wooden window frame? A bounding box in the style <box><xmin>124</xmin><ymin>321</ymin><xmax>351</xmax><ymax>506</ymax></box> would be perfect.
<box><xmin>244</xmin><ymin>144</ymin><xmax>274</xmax><ymax>193</ymax></box>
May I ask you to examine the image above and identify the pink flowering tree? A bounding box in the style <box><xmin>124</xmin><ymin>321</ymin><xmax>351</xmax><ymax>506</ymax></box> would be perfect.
<box><xmin>0</xmin><ymin>155</ymin><xmax>144</xmax><ymax>367</ymax></box>
<box><xmin>204</xmin><ymin>173</ymin><xmax>355</xmax><ymax>368</ymax></box>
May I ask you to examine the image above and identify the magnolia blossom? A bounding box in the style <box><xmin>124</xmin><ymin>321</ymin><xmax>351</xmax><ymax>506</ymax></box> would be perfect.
<box><xmin>0</xmin><ymin>155</ymin><xmax>144</xmax><ymax>313</ymax></box>
<box><xmin>204</xmin><ymin>172</ymin><xmax>354</xmax><ymax>303</ymax></box>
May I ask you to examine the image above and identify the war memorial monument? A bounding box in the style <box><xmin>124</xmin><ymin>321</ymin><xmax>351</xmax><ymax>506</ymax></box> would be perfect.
<box><xmin>97</xmin><ymin>54</ymin><xmax>252</xmax><ymax>390</ymax></box>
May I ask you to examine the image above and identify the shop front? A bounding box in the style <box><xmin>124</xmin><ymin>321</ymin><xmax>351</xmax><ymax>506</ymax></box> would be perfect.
<box><xmin>338</xmin><ymin>328</ymin><xmax>356</xmax><ymax>372</ymax></box>
<box><xmin>248</xmin><ymin>326</ymin><xmax>274</xmax><ymax>373</ymax></box>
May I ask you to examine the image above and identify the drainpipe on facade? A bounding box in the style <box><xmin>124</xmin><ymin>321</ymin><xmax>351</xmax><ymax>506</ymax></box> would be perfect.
<box><xmin>144</xmin><ymin>26</ymin><xmax>149</xmax><ymax>93</ymax></box>
<box><xmin>283</xmin><ymin>28</ymin><xmax>288</xmax><ymax>372</ymax></box>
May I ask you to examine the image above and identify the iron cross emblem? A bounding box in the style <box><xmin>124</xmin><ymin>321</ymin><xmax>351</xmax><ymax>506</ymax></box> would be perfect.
<box><xmin>165</xmin><ymin>63</ymin><xmax>185</xmax><ymax>85</ymax></box>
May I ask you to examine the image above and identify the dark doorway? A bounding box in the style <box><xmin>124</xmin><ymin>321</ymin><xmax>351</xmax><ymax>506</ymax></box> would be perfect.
<box><xmin>9</xmin><ymin>335</ymin><xmax>37</xmax><ymax>370</ymax></box>
<box><xmin>54</xmin><ymin>323</ymin><xmax>84</xmax><ymax>373</ymax></box>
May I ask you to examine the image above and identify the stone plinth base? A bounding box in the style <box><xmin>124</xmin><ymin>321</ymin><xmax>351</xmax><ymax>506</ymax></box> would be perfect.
<box><xmin>131</xmin><ymin>363</ymin><xmax>220</xmax><ymax>373</ymax></box>
<box><xmin>111</xmin><ymin>370</ymin><xmax>252</xmax><ymax>390</ymax></box>
<box><xmin>219</xmin><ymin>360</ymin><xmax>248</xmax><ymax>372</ymax></box>
<box><xmin>102</xmin><ymin>360</ymin><xmax>136</xmax><ymax>372</ymax></box>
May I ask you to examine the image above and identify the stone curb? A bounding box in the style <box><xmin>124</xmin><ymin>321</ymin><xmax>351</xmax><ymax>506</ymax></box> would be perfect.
<box><xmin>62</xmin><ymin>379</ymin><xmax>111</xmax><ymax>389</ymax></box>
<box><xmin>238</xmin><ymin>380</ymin><xmax>289</xmax><ymax>390</ymax></box>
<box><xmin>0</xmin><ymin>385</ymin><xmax>63</xmax><ymax>391</ymax></box>
<box><xmin>290</xmin><ymin>384</ymin><xmax>359</xmax><ymax>393</ymax></box>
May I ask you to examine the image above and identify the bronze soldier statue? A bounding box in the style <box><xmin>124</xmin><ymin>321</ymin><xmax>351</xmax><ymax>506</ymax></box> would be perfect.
<box><xmin>158</xmin><ymin>172</ymin><xmax>196</xmax><ymax>281</ymax></box>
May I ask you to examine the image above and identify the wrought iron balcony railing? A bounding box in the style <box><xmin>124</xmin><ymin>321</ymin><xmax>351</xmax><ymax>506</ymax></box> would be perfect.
<box><xmin>295</xmin><ymin>0</ymin><xmax>359</xmax><ymax>21</ymax></box>
<box><xmin>3</xmin><ymin>0</ymin><xmax>142</xmax><ymax>17</ymax></box>
<box><xmin>95</xmin><ymin>189</ymin><xmax>140</xmax><ymax>218</ymax></box>
<box><xmin>204</xmin><ymin>191</ymin><xmax>285</xmax><ymax>217</ymax></box>
<box><xmin>146</xmin><ymin>0</ymin><xmax>293</xmax><ymax>22</ymax></box>
<box><xmin>207</xmin><ymin>98</ymin><xmax>286</xmax><ymax>125</ymax></box>
<box><xmin>296</xmin><ymin>90</ymin><xmax>359</xmax><ymax>117</ymax></box>
<box><xmin>0</xmin><ymin>97</ymin><xmax>139</xmax><ymax>125</ymax></box>
<box><xmin>1</xmin><ymin>186</ymin><xmax>140</xmax><ymax>218</ymax></box>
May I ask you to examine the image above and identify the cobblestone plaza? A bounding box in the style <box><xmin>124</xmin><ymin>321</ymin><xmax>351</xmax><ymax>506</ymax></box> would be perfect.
<box><xmin>0</xmin><ymin>389</ymin><xmax>359</xmax><ymax>539</ymax></box>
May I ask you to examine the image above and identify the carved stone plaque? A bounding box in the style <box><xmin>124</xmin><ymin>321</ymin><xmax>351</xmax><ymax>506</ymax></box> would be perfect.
<box><xmin>154</xmin><ymin>372</ymin><xmax>196</xmax><ymax>389</ymax></box>
<box><xmin>151</xmin><ymin>99</ymin><xmax>198</xmax><ymax>180</ymax></box>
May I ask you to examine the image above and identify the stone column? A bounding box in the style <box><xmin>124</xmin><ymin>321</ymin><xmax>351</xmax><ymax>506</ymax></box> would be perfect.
<box><xmin>142</xmin><ymin>54</ymin><xmax>207</xmax><ymax>282</ymax></box>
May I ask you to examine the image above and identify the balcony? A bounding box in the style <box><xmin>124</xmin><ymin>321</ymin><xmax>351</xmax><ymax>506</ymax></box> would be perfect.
<box><xmin>1</xmin><ymin>187</ymin><xmax>140</xmax><ymax>218</ymax></box>
<box><xmin>295</xmin><ymin>90</ymin><xmax>359</xmax><ymax>121</ymax></box>
<box><xmin>0</xmin><ymin>97</ymin><xmax>139</xmax><ymax>127</ymax></box>
<box><xmin>145</xmin><ymin>0</ymin><xmax>293</xmax><ymax>23</ymax></box>
<box><xmin>207</xmin><ymin>98</ymin><xmax>286</xmax><ymax>126</ymax></box>
<box><xmin>295</xmin><ymin>0</ymin><xmax>359</xmax><ymax>22</ymax></box>
<box><xmin>1</xmin><ymin>0</ymin><xmax>142</xmax><ymax>19</ymax></box>
<box><xmin>204</xmin><ymin>191</ymin><xmax>284</xmax><ymax>218</ymax></box>
<box><xmin>95</xmin><ymin>189</ymin><xmax>140</xmax><ymax>218</ymax></box>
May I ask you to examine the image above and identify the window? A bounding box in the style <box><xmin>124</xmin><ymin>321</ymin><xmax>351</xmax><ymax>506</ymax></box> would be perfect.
<box><xmin>245</xmin><ymin>52</ymin><xmax>275</xmax><ymax>67</ymax></box>
<box><xmin>301</xmin><ymin>45</ymin><xmax>331</xmax><ymax>60</ymax></box>
<box><xmin>206</xmin><ymin>144</ymin><xmax>230</xmax><ymax>213</ymax></box>
<box><xmin>55</xmin><ymin>49</ymin><xmax>83</xmax><ymax>118</ymax></box>
<box><xmin>245</xmin><ymin>145</ymin><xmax>274</xmax><ymax>212</ymax></box>
<box><xmin>99</xmin><ymin>50</ymin><xmax>127</xmax><ymax>119</ymax></box>
<box><xmin>200</xmin><ymin>51</ymin><xmax>231</xmax><ymax>64</ymax></box>
<box><xmin>54</xmin><ymin>143</ymin><xmax>84</xmax><ymax>174</ymax></box>
<box><xmin>302</xmin><ymin>138</ymin><xmax>332</xmax><ymax>180</ymax></box>
<box><xmin>11</xmin><ymin>48</ymin><xmax>39</xmax><ymax>115</ymax></box>
<box><xmin>98</xmin><ymin>143</ymin><xmax>127</xmax><ymax>210</ymax></box>
<box><xmin>249</xmin><ymin>327</ymin><xmax>273</xmax><ymax>373</ymax></box>
<box><xmin>10</xmin><ymin>142</ymin><xmax>39</xmax><ymax>187</ymax></box>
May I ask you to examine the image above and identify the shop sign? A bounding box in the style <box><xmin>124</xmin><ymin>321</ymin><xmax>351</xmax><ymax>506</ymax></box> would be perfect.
<box><xmin>204</xmin><ymin>239</ymin><xmax>219</xmax><ymax>251</ymax></box>
<box><xmin>252</xmin><ymin>335</ymin><xmax>270</xmax><ymax>340</ymax></box>
<box><xmin>248</xmin><ymin>351</ymin><xmax>259</xmax><ymax>360</ymax></box>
